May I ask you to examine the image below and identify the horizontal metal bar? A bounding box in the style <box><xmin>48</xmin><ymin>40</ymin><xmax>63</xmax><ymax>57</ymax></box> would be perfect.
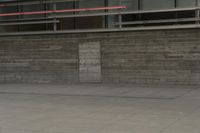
<box><xmin>0</xmin><ymin>17</ymin><xmax>52</xmax><ymax>23</ymax></box>
<box><xmin>48</xmin><ymin>7</ymin><xmax>197</xmax><ymax>19</ymax></box>
<box><xmin>48</xmin><ymin>12</ymin><xmax>121</xmax><ymax>18</ymax></box>
<box><xmin>121</xmin><ymin>7</ymin><xmax>197</xmax><ymax>14</ymax></box>
<box><xmin>0</xmin><ymin>6</ymin><xmax>126</xmax><ymax>17</ymax></box>
<box><xmin>0</xmin><ymin>24</ymin><xmax>200</xmax><ymax>36</ymax></box>
<box><xmin>0</xmin><ymin>20</ymin><xmax>59</xmax><ymax>26</ymax></box>
<box><xmin>0</xmin><ymin>7</ymin><xmax>197</xmax><ymax>21</ymax></box>
<box><xmin>115</xmin><ymin>18</ymin><xmax>198</xmax><ymax>25</ymax></box>
<box><xmin>0</xmin><ymin>0</ymin><xmax>84</xmax><ymax>7</ymax></box>
<box><xmin>1</xmin><ymin>7</ymin><xmax>196</xmax><ymax>23</ymax></box>
<box><xmin>1</xmin><ymin>9</ymin><xmax>194</xmax><ymax>23</ymax></box>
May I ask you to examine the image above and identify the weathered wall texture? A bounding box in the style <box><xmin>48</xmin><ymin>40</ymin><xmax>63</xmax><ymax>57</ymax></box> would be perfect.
<box><xmin>79</xmin><ymin>41</ymin><xmax>101</xmax><ymax>83</ymax></box>
<box><xmin>0</xmin><ymin>29</ymin><xmax>200</xmax><ymax>85</ymax></box>
<box><xmin>0</xmin><ymin>36</ymin><xmax>79</xmax><ymax>83</ymax></box>
<box><xmin>101</xmin><ymin>30</ymin><xmax>200</xmax><ymax>85</ymax></box>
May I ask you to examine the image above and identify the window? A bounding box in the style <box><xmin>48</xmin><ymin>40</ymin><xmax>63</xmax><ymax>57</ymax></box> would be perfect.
<box><xmin>121</xmin><ymin>0</ymin><xmax>139</xmax><ymax>11</ymax></box>
<box><xmin>19</xmin><ymin>4</ymin><xmax>46</xmax><ymax>31</ymax></box>
<box><xmin>142</xmin><ymin>0</ymin><xmax>175</xmax><ymax>10</ymax></box>
<box><xmin>0</xmin><ymin>0</ymin><xmax>199</xmax><ymax>34</ymax></box>
<box><xmin>0</xmin><ymin>5</ymin><xmax>18</xmax><ymax>32</ymax></box>
<box><xmin>56</xmin><ymin>1</ymin><xmax>75</xmax><ymax>30</ymax></box>
<box><xmin>77</xmin><ymin>0</ymin><xmax>105</xmax><ymax>13</ymax></box>
<box><xmin>75</xmin><ymin>0</ymin><xmax>105</xmax><ymax>29</ymax></box>
<box><xmin>21</xmin><ymin>4</ymin><xmax>45</xmax><ymax>19</ymax></box>
<box><xmin>176</xmin><ymin>0</ymin><xmax>196</xmax><ymax>7</ymax></box>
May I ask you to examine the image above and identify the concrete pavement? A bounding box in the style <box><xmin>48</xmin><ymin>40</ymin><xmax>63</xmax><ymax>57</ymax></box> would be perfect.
<box><xmin>0</xmin><ymin>84</ymin><xmax>199</xmax><ymax>133</ymax></box>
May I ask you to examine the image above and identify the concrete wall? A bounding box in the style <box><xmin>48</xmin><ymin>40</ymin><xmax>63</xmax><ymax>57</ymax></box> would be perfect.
<box><xmin>0</xmin><ymin>29</ymin><xmax>200</xmax><ymax>85</ymax></box>
<box><xmin>79</xmin><ymin>41</ymin><xmax>101</xmax><ymax>83</ymax></box>
<box><xmin>0</xmin><ymin>35</ymin><xmax>79</xmax><ymax>83</ymax></box>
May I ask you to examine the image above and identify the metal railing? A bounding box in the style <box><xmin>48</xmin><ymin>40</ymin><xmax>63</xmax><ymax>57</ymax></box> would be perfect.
<box><xmin>0</xmin><ymin>0</ymin><xmax>199</xmax><ymax>36</ymax></box>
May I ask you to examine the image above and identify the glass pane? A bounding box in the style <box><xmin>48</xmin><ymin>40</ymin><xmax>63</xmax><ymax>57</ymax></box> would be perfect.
<box><xmin>0</xmin><ymin>6</ymin><xmax>18</xmax><ymax>20</ymax></box>
<box><xmin>108</xmin><ymin>0</ymin><xmax>138</xmax><ymax>11</ymax></box>
<box><xmin>20</xmin><ymin>24</ymin><xmax>46</xmax><ymax>31</ymax></box>
<box><xmin>142</xmin><ymin>0</ymin><xmax>175</xmax><ymax>10</ymax></box>
<box><xmin>0</xmin><ymin>26</ymin><xmax>18</xmax><ymax>33</ymax></box>
<box><xmin>0</xmin><ymin>5</ymin><xmax>18</xmax><ymax>32</ymax></box>
<box><xmin>121</xmin><ymin>0</ymin><xmax>138</xmax><ymax>11</ymax></box>
<box><xmin>177</xmin><ymin>0</ymin><xmax>196</xmax><ymax>7</ymax></box>
<box><xmin>56</xmin><ymin>2</ymin><xmax>75</xmax><ymax>30</ymax></box>
<box><xmin>20</xmin><ymin>4</ymin><xmax>46</xmax><ymax>31</ymax></box>
<box><xmin>107</xmin><ymin>0</ymin><xmax>138</xmax><ymax>27</ymax></box>
<box><xmin>107</xmin><ymin>16</ymin><xmax>118</xmax><ymax>28</ymax></box>
<box><xmin>21</xmin><ymin>4</ymin><xmax>45</xmax><ymax>19</ymax></box>
<box><xmin>108</xmin><ymin>0</ymin><xmax>120</xmax><ymax>6</ymax></box>
<box><xmin>77</xmin><ymin>0</ymin><xmax>105</xmax><ymax>14</ymax></box>
<box><xmin>75</xmin><ymin>0</ymin><xmax>105</xmax><ymax>29</ymax></box>
<box><xmin>76</xmin><ymin>16</ymin><xmax>105</xmax><ymax>29</ymax></box>
<box><xmin>177</xmin><ymin>11</ymin><xmax>195</xmax><ymax>18</ymax></box>
<box><xmin>57</xmin><ymin>18</ymin><xmax>75</xmax><ymax>30</ymax></box>
<box><xmin>56</xmin><ymin>1</ymin><xmax>74</xmax><ymax>15</ymax></box>
<box><xmin>141</xmin><ymin>12</ymin><xmax>175</xmax><ymax>20</ymax></box>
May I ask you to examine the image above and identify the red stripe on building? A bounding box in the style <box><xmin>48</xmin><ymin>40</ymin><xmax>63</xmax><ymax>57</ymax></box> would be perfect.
<box><xmin>0</xmin><ymin>6</ymin><xmax>126</xmax><ymax>17</ymax></box>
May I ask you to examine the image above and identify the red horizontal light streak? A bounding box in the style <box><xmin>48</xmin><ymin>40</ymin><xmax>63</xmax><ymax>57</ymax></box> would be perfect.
<box><xmin>0</xmin><ymin>4</ymin><xmax>6</xmax><ymax>7</ymax></box>
<box><xmin>0</xmin><ymin>6</ymin><xmax>126</xmax><ymax>17</ymax></box>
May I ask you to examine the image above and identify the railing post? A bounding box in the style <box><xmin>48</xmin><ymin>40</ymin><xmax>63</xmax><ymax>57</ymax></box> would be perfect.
<box><xmin>118</xmin><ymin>0</ymin><xmax>122</xmax><ymax>29</ymax></box>
<box><xmin>196</xmin><ymin>0</ymin><xmax>200</xmax><ymax>24</ymax></box>
<box><xmin>118</xmin><ymin>13</ymin><xmax>122</xmax><ymax>28</ymax></box>
<box><xmin>53</xmin><ymin>1</ymin><xmax>57</xmax><ymax>31</ymax></box>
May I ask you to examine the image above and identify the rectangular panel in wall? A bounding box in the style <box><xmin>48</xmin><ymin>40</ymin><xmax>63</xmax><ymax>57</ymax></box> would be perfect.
<box><xmin>79</xmin><ymin>41</ymin><xmax>101</xmax><ymax>83</ymax></box>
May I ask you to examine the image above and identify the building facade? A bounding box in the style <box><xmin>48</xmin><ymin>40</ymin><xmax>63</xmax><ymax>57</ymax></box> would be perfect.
<box><xmin>0</xmin><ymin>0</ymin><xmax>200</xmax><ymax>85</ymax></box>
<box><xmin>0</xmin><ymin>0</ymin><xmax>199</xmax><ymax>35</ymax></box>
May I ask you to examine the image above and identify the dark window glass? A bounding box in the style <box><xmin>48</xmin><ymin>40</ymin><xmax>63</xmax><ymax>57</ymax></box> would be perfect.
<box><xmin>122</xmin><ymin>14</ymin><xmax>140</xmax><ymax>21</ymax></box>
<box><xmin>76</xmin><ymin>16</ymin><xmax>105</xmax><ymax>29</ymax></box>
<box><xmin>56</xmin><ymin>1</ymin><xmax>75</xmax><ymax>30</ymax></box>
<box><xmin>141</xmin><ymin>12</ymin><xmax>175</xmax><ymax>20</ymax></box>
<box><xmin>0</xmin><ymin>5</ymin><xmax>18</xmax><ymax>20</ymax></box>
<box><xmin>57</xmin><ymin>18</ymin><xmax>75</xmax><ymax>30</ymax></box>
<box><xmin>75</xmin><ymin>0</ymin><xmax>105</xmax><ymax>29</ymax></box>
<box><xmin>21</xmin><ymin>4</ymin><xmax>45</xmax><ymax>19</ymax></box>
<box><xmin>56</xmin><ymin>1</ymin><xmax>74</xmax><ymax>15</ymax></box>
<box><xmin>0</xmin><ymin>5</ymin><xmax>18</xmax><ymax>32</ymax></box>
<box><xmin>19</xmin><ymin>4</ymin><xmax>46</xmax><ymax>31</ymax></box>
<box><xmin>177</xmin><ymin>11</ymin><xmax>195</xmax><ymax>18</ymax></box>
<box><xmin>0</xmin><ymin>25</ymin><xmax>18</xmax><ymax>33</ymax></box>
<box><xmin>20</xmin><ymin>24</ymin><xmax>46</xmax><ymax>31</ymax></box>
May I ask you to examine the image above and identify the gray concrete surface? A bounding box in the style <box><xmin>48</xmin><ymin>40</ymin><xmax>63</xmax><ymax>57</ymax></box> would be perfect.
<box><xmin>1</xmin><ymin>29</ymin><xmax>200</xmax><ymax>85</ymax></box>
<box><xmin>0</xmin><ymin>84</ymin><xmax>200</xmax><ymax>133</ymax></box>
